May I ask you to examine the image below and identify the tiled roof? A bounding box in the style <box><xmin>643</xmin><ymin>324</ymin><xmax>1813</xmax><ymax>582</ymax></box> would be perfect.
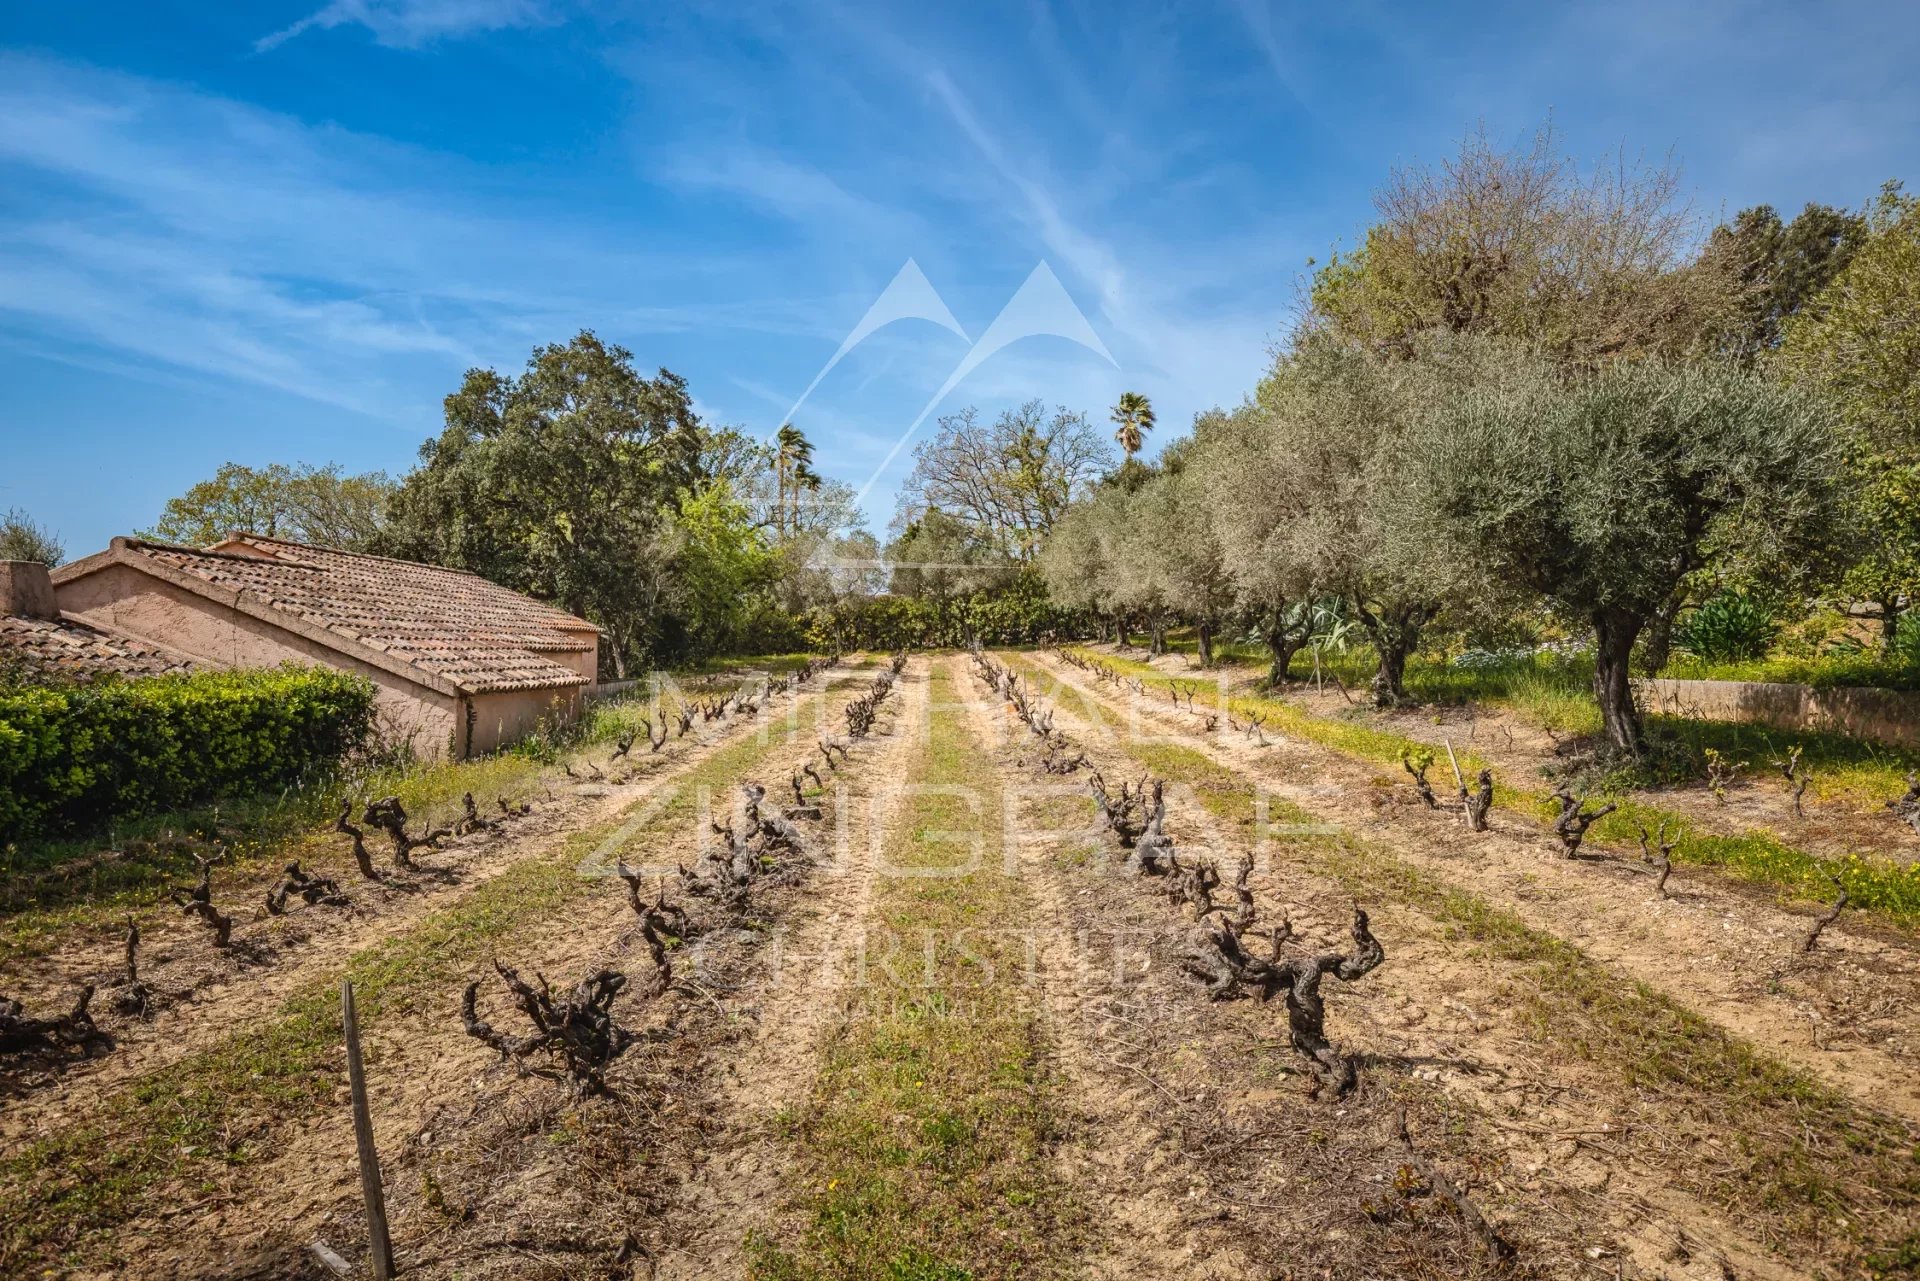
<box><xmin>120</xmin><ymin>535</ymin><xmax>597</xmax><ymax>694</ymax></box>
<box><xmin>0</xmin><ymin>613</ymin><xmax>197</xmax><ymax>683</ymax></box>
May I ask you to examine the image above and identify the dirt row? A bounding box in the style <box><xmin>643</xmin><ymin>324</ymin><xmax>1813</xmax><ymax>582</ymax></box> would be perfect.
<box><xmin>0</xmin><ymin>664</ymin><xmax>861</xmax><ymax>1126</ymax></box>
<box><xmin>1</xmin><ymin>661</ymin><xmax>883</xmax><ymax>1277</ymax></box>
<box><xmin>11</xmin><ymin>650</ymin><xmax>1918</xmax><ymax>1277</ymax></box>
<box><xmin>1029</xmin><ymin>649</ymin><xmax>1920</xmax><ymax>1127</ymax></box>
<box><xmin>282</xmin><ymin>660</ymin><xmax>919</xmax><ymax>1281</ymax></box>
<box><xmin>1003</xmin><ymin>649</ymin><xmax>1918</xmax><ymax>1279</ymax></box>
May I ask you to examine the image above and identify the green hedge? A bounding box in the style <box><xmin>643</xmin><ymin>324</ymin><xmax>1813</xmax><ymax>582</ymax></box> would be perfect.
<box><xmin>803</xmin><ymin>573</ymin><xmax>1089</xmax><ymax>652</ymax></box>
<box><xmin>0</xmin><ymin>665</ymin><xmax>376</xmax><ymax>843</ymax></box>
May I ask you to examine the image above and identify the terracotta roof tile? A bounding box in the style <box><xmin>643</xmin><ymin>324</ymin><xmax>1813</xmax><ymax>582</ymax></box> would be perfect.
<box><xmin>0</xmin><ymin>614</ymin><xmax>198</xmax><ymax>683</ymax></box>
<box><xmin>123</xmin><ymin>535</ymin><xmax>596</xmax><ymax>694</ymax></box>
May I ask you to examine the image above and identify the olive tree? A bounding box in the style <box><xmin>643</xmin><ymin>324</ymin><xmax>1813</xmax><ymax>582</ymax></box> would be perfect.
<box><xmin>1394</xmin><ymin>343</ymin><xmax>1844</xmax><ymax>755</ymax></box>
<box><xmin>1217</xmin><ymin>342</ymin><xmax>1446</xmax><ymax>704</ymax></box>
<box><xmin>1126</xmin><ymin>455</ymin><xmax>1236</xmax><ymax>665</ymax></box>
<box><xmin>1192</xmin><ymin>407</ymin><xmax>1318</xmax><ymax>684</ymax></box>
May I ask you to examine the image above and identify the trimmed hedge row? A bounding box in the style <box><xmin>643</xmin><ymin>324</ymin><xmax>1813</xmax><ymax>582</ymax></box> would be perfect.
<box><xmin>803</xmin><ymin>573</ymin><xmax>1089</xmax><ymax>652</ymax></box>
<box><xmin>0</xmin><ymin>665</ymin><xmax>376</xmax><ymax>843</ymax></box>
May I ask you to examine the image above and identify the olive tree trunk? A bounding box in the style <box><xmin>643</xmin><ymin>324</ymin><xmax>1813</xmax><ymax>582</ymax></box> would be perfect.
<box><xmin>1353</xmin><ymin>598</ymin><xmax>1433</xmax><ymax>707</ymax></box>
<box><xmin>1880</xmin><ymin>596</ymin><xmax>1904</xmax><ymax>654</ymax></box>
<box><xmin>1196</xmin><ymin>618</ymin><xmax>1215</xmax><ymax>668</ymax></box>
<box><xmin>1592</xmin><ymin>606</ymin><xmax>1647</xmax><ymax>756</ymax></box>
<box><xmin>1266</xmin><ymin>635</ymin><xmax>1303</xmax><ymax>688</ymax></box>
<box><xmin>1638</xmin><ymin>594</ymin><xmax>1681</xmax><ymax>677</ymax></box>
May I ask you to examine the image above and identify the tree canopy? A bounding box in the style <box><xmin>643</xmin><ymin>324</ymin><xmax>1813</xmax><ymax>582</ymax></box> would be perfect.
<box><xmin>901</xmin><ymin>401</ymin><xmax>1113</xmax><ymax>561</ymax></box>
<box><xmin>1388</xmin><ymin>342</ymin><xmax>1844</xmax><ymax>751</ymax></box>
<box><xmin>0</xmin><ymin>508</ymin><xmax>63</xmax><ymax>566</ymax></box>
<box><xmin>376</xmin><ymin>331</ymin><xmax>708</xmax><ymax>674</ymax></box>
<box><xmin>146</xmin><ymin>462</ymin><xmax>396</xmax><ymax>550</ymax></box>
<box><xmin>1304</xmin><ymin>124</ymin><xmax>1739</xmax><ymax>368</ymax></box>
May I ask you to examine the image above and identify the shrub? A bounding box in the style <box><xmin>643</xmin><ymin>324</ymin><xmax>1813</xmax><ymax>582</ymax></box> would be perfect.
<box><xmin>1675</xmin><ymin>592</ymin><xmax>1779</xmax><ymax>663</ymax></box>
<box><xmin>0</xmin><ymin>665</ymin><xmax>376</xmax><ymax>843</ymax></box>
<box><xmin>1893</xmin><ymin>612</ymin><xmax>1920</xmax><ymax>669</ymax></box>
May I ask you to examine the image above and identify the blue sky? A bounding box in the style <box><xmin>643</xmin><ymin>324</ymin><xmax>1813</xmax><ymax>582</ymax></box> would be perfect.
<box><xmin>3</xmin><ymin>1</ymin><xmax>1917</xmax><ymax>557</ymax></box>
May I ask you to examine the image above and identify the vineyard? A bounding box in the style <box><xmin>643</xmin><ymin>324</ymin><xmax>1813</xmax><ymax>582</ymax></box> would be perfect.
<box><xmin>2</xmin><ymin>648</ymin><xmax>1914</xmax><ymax>1279</ymax></box>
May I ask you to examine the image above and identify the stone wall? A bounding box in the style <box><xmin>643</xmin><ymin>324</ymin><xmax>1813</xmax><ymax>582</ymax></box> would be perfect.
<box><xmin>1638</xmin><ymin>677</ymin><xmax>1920</xmax><ymax>748</ymax></box>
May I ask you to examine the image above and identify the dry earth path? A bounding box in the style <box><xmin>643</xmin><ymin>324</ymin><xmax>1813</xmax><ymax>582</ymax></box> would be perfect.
<box><xmin>0</xmin><ymin>664</ymin><xmax>868</xmax><ymax>1277</ymax></box>
<box><xmin>1029</xmin><ymin>650</ymin><xmax>1920</xmax><ymax>1128</ymax></box>
<box><xmin>1010</xmin><ymin>649</ymin><xmax>1919</xmax><ymax>1281</ymax></box>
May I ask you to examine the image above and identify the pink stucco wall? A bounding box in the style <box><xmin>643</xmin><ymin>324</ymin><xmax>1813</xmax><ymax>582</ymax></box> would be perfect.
<box><xmin>56</xmin><ymin>562</ymin><xmax>463</xmax><ymax>758</ymax></box>
<box><xmin>467</xmin><ymin>686</ymin><xmax>585</xmax><ymax>756</ymax></box>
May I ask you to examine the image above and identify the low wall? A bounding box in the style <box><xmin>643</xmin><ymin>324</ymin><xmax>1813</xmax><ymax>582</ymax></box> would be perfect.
<box><xmin>589</xmin><ymin>678</ymin><xmax>641</xmax><ymax>700</ymax></box>
<box><xmin>1638</xmin><ymin>677</ymin><xmax>1920</xmax><ymax>748</ymax></box>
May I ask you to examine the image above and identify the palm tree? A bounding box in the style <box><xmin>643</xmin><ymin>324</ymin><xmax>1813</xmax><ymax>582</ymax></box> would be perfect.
<box><xmin>773</xmin><ymin>423</ymin><xmax>821</xmax><ymax>538</ymax></box>
<box><xmin>1110</xmin><ymin>391</ymin><xmax>1155</xmax><ymax>460</ymax></box>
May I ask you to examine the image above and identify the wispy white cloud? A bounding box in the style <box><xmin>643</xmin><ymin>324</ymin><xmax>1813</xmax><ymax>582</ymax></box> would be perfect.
<box><xmin>256</xmin><ymin>0</ymin><xmax>556</xmax><ymax>53</ymax></box>
<box><xmin>0</xmin><ymin>52</ymin><xmax>811</xmax><ymax>421</ymax></box>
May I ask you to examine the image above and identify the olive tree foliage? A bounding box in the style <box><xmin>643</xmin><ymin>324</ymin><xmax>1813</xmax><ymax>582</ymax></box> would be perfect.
<box><xmin>1125</xmin><ymin>447</ymin><xmax>1235</xmax><ymax>665</ymax></box>
<box><xmin>901</xmin><ymin>400</ymin><xmax>1114</xmax><ymax>560</ymax></box>
<box><xmin>0</xmin><ymin>508</ymin><xmax>64</xmax><ymax>568</ymax></box>
<box><xmin>1389</xmin><ymin>342</ymin><xmax>1845</xmax><ymax>755</ymax></box>
<box><xmin>0</xmin><ymin>508</ymin><xmax>64</xmax><ymax>566</ymax></box>
<box><xmin>1037</xmin><ymin>486</ymin><xmax>1130</xmax><ymax>642</ymax></box>
<box><xmin>1192</xmin><ymin>403</ymin><xmax>1320</xmax><ymax>685</ymax></box>
<box><xmin>1305</xmin><ymin>123</ymin><xmax>1739</xmax><ymax>370</ymax></box>
<box><xmin>1199</xmin><ymin>343</ymin><xmax>1452</xmax><ymax>704</ymax></box>
<box><xmin>1776</xmin><ymin>184</ymin><xmax>1920</xmax><ymax>648</ymax></box>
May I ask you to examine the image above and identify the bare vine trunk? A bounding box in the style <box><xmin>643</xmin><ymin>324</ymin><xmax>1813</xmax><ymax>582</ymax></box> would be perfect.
<box><xmin>1592</xmin><ymin>606</ymin><xmax>1646</xmax><ymax>756</ymax></box>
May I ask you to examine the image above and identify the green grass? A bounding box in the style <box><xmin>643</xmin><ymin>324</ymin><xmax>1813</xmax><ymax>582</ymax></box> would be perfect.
<box><xmin>1005</xmin><ymin>695</ymin><xmax>1920</xmax><ymax>1261</ymax></box>
<box><xmin>751</xmin><ymin>664</ymin><xmax>1076</xmax><ymax>1281</ymax></box>
<box><xmin>0</xmin><ymin>690</ymin><xmax>830</xmax><ymax>1273</ymax></box>
<box><xmin>1062</xmin><ymin>648</ymin><xmax>1920</xmax><ymax>928</ymax></box>
<box><xmin>0</xmin><ymin>750</ymin><xmax>553</xmax><ymax>963</ymax></box>
<box><xmin>1663</xmin><ymin>651</ymin><xmax>1920</xmax><ymax>692</ymax></box>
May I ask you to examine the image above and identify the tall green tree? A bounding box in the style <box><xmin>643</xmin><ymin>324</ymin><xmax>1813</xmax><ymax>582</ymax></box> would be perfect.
<box><xmin>665</xmin><ymin>478</ymin><xmax>779</xmax><ymax>656</ymax></box>
<box><xmin>377</xmin><ymin>331</ymin><xmax>705</xmax><ymax>675</ymax></box>
<box><xmin>146</xmin><ymin>462</ymin><xmax>396</xmax><ymax>550</ymax></box>
<box><xmin>1707</xmin><ymin>201</ymin><xmax>1868</xmax><ymax>362</ymax></box>
<box><xmin>1109</xmin><ymin>391</ymin><xmax>1155</xmax><ymax>460</ymax></box>
<box><xmin>1776</xmin><ymin>182</ymin><xmax>1920</xmax><ymax>648</ymax></box>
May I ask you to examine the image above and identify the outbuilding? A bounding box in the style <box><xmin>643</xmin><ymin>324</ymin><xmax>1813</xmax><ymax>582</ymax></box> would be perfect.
<box><xmin>50</xmin><ymin>534</ymin><xmax>600</xmax><ymax>758</ymax></box>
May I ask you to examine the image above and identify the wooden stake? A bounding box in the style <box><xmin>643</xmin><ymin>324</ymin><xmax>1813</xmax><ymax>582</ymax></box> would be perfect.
<box><xmin>1442</xmin><ymin>738</ymin><xmax>1469</xmax><ymax>828</ymax></box>
<box><xmin>342</xmin><ymin>980</ymin><xmax>395</xmax><ymax>1280</ymax></box>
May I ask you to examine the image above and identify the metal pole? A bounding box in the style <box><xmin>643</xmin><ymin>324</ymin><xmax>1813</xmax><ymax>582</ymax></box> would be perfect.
<box><xmin>342</xmin><ymin>980</ymin><xmax>395</xmax><ymax>1280</ymax></box>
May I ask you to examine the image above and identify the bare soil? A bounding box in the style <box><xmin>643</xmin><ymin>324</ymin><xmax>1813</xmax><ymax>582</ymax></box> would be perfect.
<box><xmin>7</xmin><ymin>651</ymin><xmax>1918</xmax><ymax>1280</ymax></box>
